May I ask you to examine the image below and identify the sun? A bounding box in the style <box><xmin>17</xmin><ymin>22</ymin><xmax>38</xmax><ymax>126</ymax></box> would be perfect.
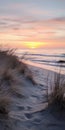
<box><xmin>31</xmin><ymin>46</ymin><xmax>35</xmax><ymax>49</ymax></box>
<box><xmin>25</xmin><ymin>42</ymin><xmax>41</xmax><ymax>49</ymax></box>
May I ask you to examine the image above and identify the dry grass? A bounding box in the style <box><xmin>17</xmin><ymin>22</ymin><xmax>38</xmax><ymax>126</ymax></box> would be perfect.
<box><xmin>0</xmin><ymin>68</ymin><xmax>21</xmax><ymax>115</ymax></box>
<box><xmin>0</xmin><ymin>96</ymin><xmax>11</xmax><ymax>115</ymax></box>
<box><xmin>26</xmin><ymin>73</ymin><xmax>37</xmax><ymax>85</ymax></box>
<box><xmin>0</xmin><ymin>68</ymin><xmax>18</xmax><ymax>84</ymax></box>
<box><xmin>0</xmin><ymin>49</ymin><xmax>36</xmax><ymax>116</ymax></box>
<box><xmin>48</xmin><ymin>72</ymin><xmax>65</xmax><ymax>111</ymax></box>
<box><xmin>0</xmin><ymin>49</ymin><xmax>22</xmax><ymax>69</ymax></box>
<box><xmin>0</xmin><ymin>49</ymin><xmax>25</xmax><ymax>115</ymax></box>
<box><xmin>0</xmin><ymin>68</ymin><xmax>23</xmax><ymax>98</ymax></box>
<box><xmin>17</xmin><ymin>62</ymin><xmax>27</xmax><ymax>74</ymax></box>
<box><xmin>25</xmin><ymin>68</ymin><xmax>37</xmax><ymax>85</ymax></box>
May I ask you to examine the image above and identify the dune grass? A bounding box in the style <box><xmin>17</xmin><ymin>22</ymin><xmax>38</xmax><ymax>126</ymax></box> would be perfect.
<box><xmin>0</xmin><ymin>49</ymin><xmax>36</xmax><ymax>116</ymax></box>
<box><xmin>48</xmin><ymin>71</ymin><xmax>65</xmax><ymax>111</ymax></box>
<box><xmin>0</xmin><ymin>49</ymin><xmax>23</xmax><ymax>115</ymax></box>
<box><xmin>0</xmin><ymin>96</ymin><xmax>11</xmax><ymax>115</ymax></box>
<box><xmin>0</xmin><ymin>49</ymin><xmax>21</xmax><ymax>69</ymax></box>
<box><xmin>26</xmin><ymin>72</ymin><xmax>37</xmax><ymax>85</ymax></box>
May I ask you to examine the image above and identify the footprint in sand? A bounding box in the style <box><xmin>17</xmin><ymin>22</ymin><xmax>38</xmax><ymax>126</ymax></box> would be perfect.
<box><xmin>31</xmin><ymin>95</ymin><xmax>39</xmax><ymax>100</ymax></box>
<box><xmin>27</xmin><ymin>106</ymin><xmax>32</xmax><ymax>110</ymax></box>
<box><xmin>32</xmin><ymin>118</ymin><xmax>42</xmax><ymax>124</ymax></box>
<box><xmin>25</xmin><ymin>113</ymin><xmax>33</xmax><ymax>119</ymax></box>
<box><xmin>18</xmin><ymin>106</ymin><xmax>25</xmax><ymax>111</ymax></box>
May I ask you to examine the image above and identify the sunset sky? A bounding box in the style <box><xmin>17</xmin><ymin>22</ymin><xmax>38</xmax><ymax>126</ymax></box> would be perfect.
<box><xmin>0</xmin><ymin>0</ymin><xmax>65</xmax><ymax>49</ymax></box>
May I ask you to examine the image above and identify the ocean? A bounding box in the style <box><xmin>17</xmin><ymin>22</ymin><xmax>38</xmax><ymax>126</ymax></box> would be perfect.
<box><xmin>15</xmin><ymin>48</ymin><xmax>65</xmax><ymax>75</ymax></box>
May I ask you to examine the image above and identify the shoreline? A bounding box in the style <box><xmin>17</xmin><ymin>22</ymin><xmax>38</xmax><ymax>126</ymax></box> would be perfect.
<box><xmin>22</xmin><ymin>59</ymin><xmax>65</xmax><ymax>76</ymax></box>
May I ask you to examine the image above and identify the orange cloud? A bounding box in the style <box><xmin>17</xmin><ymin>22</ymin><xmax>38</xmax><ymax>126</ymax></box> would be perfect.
<box><xmin>0</xmin><ymin>16</ymin><xmax>65</xmax><ymax>49</ymax></box>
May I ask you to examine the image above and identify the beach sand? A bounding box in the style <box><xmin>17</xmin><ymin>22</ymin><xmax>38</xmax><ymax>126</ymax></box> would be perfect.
<box><xmin>0</xmin><ymin>50</ymin><xmax>65</xmax><ymax>130</ymax></box>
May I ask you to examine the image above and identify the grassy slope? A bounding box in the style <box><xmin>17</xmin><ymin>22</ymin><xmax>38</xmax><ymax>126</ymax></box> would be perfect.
<box><xmin>0</xmin><ymin>49</ymin><xmax>36</xmax><ymax>116</ymax></box>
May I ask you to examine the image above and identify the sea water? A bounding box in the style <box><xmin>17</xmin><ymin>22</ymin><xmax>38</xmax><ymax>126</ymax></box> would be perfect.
<box><xmin>15</xmin><ymin>48</ymin><xmax>65</xmax><ymax>75</ymax></box>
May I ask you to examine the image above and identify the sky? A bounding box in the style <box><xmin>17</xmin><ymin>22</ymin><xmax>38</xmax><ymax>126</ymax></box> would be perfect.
<box><xmin>0</xmin><ymin>0</ymin><xmax>65</xmax><ymax>49</ymax></box>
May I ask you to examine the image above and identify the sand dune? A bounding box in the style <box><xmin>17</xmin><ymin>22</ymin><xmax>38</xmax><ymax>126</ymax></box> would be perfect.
<box><xmin>0</xmin><ymin>50</ymin><xmax>65</xmax><ymax>130</ymax></box>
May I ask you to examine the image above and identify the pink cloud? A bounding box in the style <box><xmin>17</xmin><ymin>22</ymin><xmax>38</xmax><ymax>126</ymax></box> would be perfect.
<box><xmin>0</xmin><ymin>16</ymin><xmax>65</xmax><ymax>48</ymax></box>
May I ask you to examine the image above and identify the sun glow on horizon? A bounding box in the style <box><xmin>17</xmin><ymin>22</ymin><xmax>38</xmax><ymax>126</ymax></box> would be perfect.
<box><xmin>24</xmin><ymin>42</ymin><xmax>44</xmax><ymax>49</ymax></box>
